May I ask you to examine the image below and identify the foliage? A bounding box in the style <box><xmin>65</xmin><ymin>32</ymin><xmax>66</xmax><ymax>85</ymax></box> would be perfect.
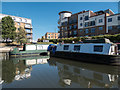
<box><xmin>45</xmin><ymin>34</ymin><xmax>120</xmax><ymax>44</ymax></box>
<box><xmin>1</xmin><ymin>16</ymin><xmax>16</xmax><ymax>42</ymax></box>
<box><xmin>17</xmin><ymin>27</ymin><xmax>27</xmax><ymax>45</ymax></box>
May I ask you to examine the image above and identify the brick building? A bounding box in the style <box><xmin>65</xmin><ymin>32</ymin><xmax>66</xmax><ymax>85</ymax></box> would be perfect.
<box><xmin>45</xmin><ymin>32</ymin><xmax>60</xmax><ymax>39</ymax></box>
<box><xmin>58</xmin><ymin>9</ymin><xmax>120</xmax><ymax>38</ymax></box>
<box><xmin>0</xmin><ymin>14</ymin><xmax>33</xmax><ymax>42</ymax></box>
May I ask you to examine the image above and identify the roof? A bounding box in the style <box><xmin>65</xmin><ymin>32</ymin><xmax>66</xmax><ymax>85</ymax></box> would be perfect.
<box><xmin>59</xmin><ymin>11</ymin><xmax>72</xmax><ymax>15</ymax></box>
<box><xmin>107</xmin><ymin>13</ymin><xmax>120</xmax><ymax>17</ymax></box>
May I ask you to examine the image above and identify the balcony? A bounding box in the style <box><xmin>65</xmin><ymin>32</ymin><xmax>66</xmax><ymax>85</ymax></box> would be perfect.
<box><xmin>27</xmin><ymin>36</ymin><xmax>32</xmax><ymax>39</ymax></box>
<box><xmin>58</xmin><ymin>19</ymin><xmax>60</xmax><ymax>24</ymax></box>
<box><xmin>26</xmin><ymin>30</ymin><xmax>32</xmax><ymax>34</ymax></box>
<box><xmin>25</xmin><ymin>24</ymin><xmax>32</xmax><ymax>29</ymax></box>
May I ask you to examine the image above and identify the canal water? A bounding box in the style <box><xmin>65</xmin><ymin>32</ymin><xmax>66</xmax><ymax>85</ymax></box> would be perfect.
<box><xmin>0</xmin><ymin>54</ymin><xmax>120</xmax><ymax>88</ymax></box>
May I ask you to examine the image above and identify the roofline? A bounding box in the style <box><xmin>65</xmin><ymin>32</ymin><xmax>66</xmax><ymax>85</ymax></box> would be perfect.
<box><xmin>59</xmin><ymin>11</ymin><xmax>72</xmax><ymax>15</ymax></box>
<box><xmin>107</xmin><ymin>13</ymin><xmax>120</xmax><ymax>17</ymax></box>
<box><xmin>0</xmin><ymin>13</ymin><xmax>31</xmax><ymax>20</ymax></box>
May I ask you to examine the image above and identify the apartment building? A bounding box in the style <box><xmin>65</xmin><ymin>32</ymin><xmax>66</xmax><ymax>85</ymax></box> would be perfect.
<box><xmin>107</xmin><ymin>14</ymin><xmax>120</xmax><ymax>34</ymax></box>
<box><xmin>0</xmin><ymin>14</ymin><xmax>33</xmax><ymax>42</ymax></box>
<box><xmin>45</xmin><ymin>32</ymin><xmax>60</xmax><ymax>39</ymax></box>
<box><xmin>58</xmin><ymin>9</ymin><xmax>120</xmax><ymax>38</ymax></box>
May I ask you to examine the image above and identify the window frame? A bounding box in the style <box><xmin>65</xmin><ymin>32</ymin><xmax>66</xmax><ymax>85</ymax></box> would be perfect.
<box><xmin>108</xmin><ymin>18</ymin><xmax>112</xmax><ymax>22</ymax></box>
<box><xmin>74</xmin><ymin>45</ymin><xmax>80</xmax><ymax>51</ymax></box>
<box><xmin>63</xmin><ymin>45</ymin><xmax>69</xmax><ymax>50</ymax></box>
<box><xmin>94</xmin><ymin>45</ymin><xmax>103</xmax><ymax>52</ymax></box>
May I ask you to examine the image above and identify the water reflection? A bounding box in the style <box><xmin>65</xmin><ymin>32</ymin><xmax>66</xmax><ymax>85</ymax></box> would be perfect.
<box><xmin>2</xmin><ymin>56</ymin><xmax>50</xmax><ymax>84</ymax></box>
<box><xmin>48</xmin><ymin>57</ymin><xmax>120</xmax><ymax>88</ymax></box>
<box><xmin>1</xmin><ymin>56</ymin><xmax>120</xmax><ymax>88</ymax></box>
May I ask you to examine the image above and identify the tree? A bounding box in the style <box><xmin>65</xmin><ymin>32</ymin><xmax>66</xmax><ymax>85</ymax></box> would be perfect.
<box><xmin>1</xmin><ymin>16</ymin><xmax>16</xmax><ymax>42</ymax></box>
<box><xmin>17</xmin><ymin>27</ymin><xmax>27</xmax><ymax>45</ymax></box>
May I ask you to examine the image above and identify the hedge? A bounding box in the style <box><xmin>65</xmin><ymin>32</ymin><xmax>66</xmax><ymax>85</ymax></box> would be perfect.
<box><xmin>39</xmin><ymin>34</ymin><xmax>120</xmax><ymax>44</ymax></box>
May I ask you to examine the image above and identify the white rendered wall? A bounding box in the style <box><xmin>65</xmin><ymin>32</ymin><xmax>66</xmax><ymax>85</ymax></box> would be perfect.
<box><xmin>106</xmin><ymin>14</ymin><xmax>120</xmax><ymax>33</ymax></box>
<box><xmin>78</xmin><ymin>11</ymin><xmax>90</xmax><ymax>29</ymax></box>
<box><xmin>0</xmin><ymin>14</ymin><xmax>32</xmax><ymax>24</ymax></box>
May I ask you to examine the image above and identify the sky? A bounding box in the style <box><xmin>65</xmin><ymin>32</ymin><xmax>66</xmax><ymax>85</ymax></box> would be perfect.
<box><xmin>2</xmin><ymin>2</ymin><xmax>119</xmax><ymax>41</ymax></box>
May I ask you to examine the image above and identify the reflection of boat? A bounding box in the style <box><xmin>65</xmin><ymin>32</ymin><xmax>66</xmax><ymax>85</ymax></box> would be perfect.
<box><xmin>48</xmin><ymin>57</ymin><xmax>119</xmax><ymax>88</ymax></box>
<box><xmin>50</xmin><ymin>39</ymin><xmax>120</xmax><ymax>65</ymax></box>
<box><xmin>11</xmin><ymin>56</ymin><xmax>50</xmax><ymax>65</ymax></box>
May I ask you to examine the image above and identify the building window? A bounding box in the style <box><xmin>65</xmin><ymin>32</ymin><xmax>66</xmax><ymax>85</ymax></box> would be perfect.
<box><xmin>17</xmin><ymin>22</ymin><xmax>20</xmax><ymax>26</ymax></box>
<box><xmin>118</xmin><ymin>16</ymin><xmax>120</xmax><ymax>20</ymax></box>
<box><xmin>85</xmin><ymin>29</ymin><xmax>89</xmax><ymax>34</ymax></box>
<box><xmin>108</xmin><ymin>18</ymin><xmax>112</xmax><ymax>22</ymax></box>
<box><xmin>69</xmin><ymin>26</ymin><xmax>72</xmax><ymax>30</ymax></box>
<box><xmin>18</xmin><ymin>28</ymin><xmax>20</xmax><ymax>31</ymax></box>
<box><xmin>80</xmin><ymin>17</ymin><xmax>82</xmax><ymax>20</ymax></box>
<box><xmin>108</xmin><ymin>26</ymin><xmax>112</xmax><ymax>30</ymax></box>
<box><xmin>74</xmin><ymin>19</ymin><xmax>77</xmax><ymax>23</ymax></box>
<box><xmin>13</xmin><ymin>17</ymin><xmax>16</xmax><ymax>21</ymax></box>
<box><xmin>74</xmin><ymin>45</ymin><xmax>80</xmax><ymax>51</ymax></box>
<box><xmin>25</xmin><ymin>19</ymin><xmax>27</xmax><ymax>22</ymax></box>
<box><xmin>20</xmin><ymin>18</ymin><xmax>22</xmax><ymax>22</ymax></box>
<box><xmin>74</xmin><ymin>25</ymin><xmax>77</xmax><ymax>29</ymax></box>
<box><xmin>117</xmin><ymin>25</ymin><xmax>120</xmax><ymax>29</ymax></box>
<box><xmin>48</xmin><ymin>36</ymin><xmax>50</xmax><ymax>39</ymax></box>
<box><xmin>94</xmin><ymin>45</ymin><xmax>103</xmax><ymax>52</ymax></box>
<box><xmin>91</xmin><ymin>28</ymin><xmax>95</xmax><ymax>33</ymax></box>
<box><xmin>64</xmin><ymin>45</ymin><xmax>69</xmax><ymax>50</ymax></box>
<box><xmin>84</xmin><ymin>16</ymin><xmax>89</xmax><ymax>21</ymax></box>
<box><xmin>80</xmin><ymin>23</ymin><xmax>82</xmax><ymax>26</ymax></box>
<box><xmin>65</xmin><ymin>32</ymin><xmax>67</xmax><ymax>36</ymax></box>
<box><xmin>99</xmin><ymin>27</ymin><xmax>103</xmax><ymax>30</ymax></box>
<box><xmin>99</xmin><ymin>19</ymin><xmax>103</xmax><ymax>23</ymax></box>
<box><xmin>73</xmin><ymin>30</ymin><xmax>77</xmax><ymax>35</ymax></box>
<box><xmin>90</xmin><ymin>21</ymin><xmax>95</xmax><ymax>26</ymax></box>
<box><xmin>85</xmin><ymin>22</ymin><xmax>89</xmax><ymax>27</ymax></box>
<box><xmin>80</xmin><ymin>30</ymin><xmax>83</xmax><ymax>32</ymax></box>
<box><xmin>69</xmin><ymin>31</ymin><xmax>72</xmax><ymax>35</ymax></box>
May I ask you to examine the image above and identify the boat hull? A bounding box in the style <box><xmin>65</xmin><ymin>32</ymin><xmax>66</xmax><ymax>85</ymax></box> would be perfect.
<box><xmin>50</xmin><ymin>51</ymin><xmax>120</xmax><ymax>66</ymax></box>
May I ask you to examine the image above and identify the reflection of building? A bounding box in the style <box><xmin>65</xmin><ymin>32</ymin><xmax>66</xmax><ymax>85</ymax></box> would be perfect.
<box><xmin>14</xmin><ymin>56</ymin><xmax>49</xmax><ymax>80</ymax></box>
<box><xmin>52</xmin><ymin>60</ymin><xmax>119</xmax><ymax>88</ymax></box>
<box><xmin>58</xmin><ymin>9</ymin><xmax>120</xmax><ymax>38</ymax></box>
<box><xmin>15</xmin><ymin>67</ymin><xmax>32</xmax><ymax>81</ymax></box>
<box><xmin>0</xmin><ymin>14</ymin><xmax>33</xmax><ymax>42</ymax></box>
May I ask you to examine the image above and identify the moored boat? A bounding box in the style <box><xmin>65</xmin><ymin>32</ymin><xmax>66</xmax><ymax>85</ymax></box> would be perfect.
<box><xmin>49</xmin><ymin>38</ymin><xmax>120</xmax><ymax>66</ymax></box>
<box><xmin>10</xmin><ymin>44</ymin><xmax>49</xmax><ymax>57</ymax></box>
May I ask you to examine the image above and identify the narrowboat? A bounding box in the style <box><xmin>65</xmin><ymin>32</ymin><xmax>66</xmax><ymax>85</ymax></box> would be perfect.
<box><xmin>10</xmin><ymin>44</ymin><xmax>50</xmax><ymax>57</ymax></box>
<box><xmin>49</xmin><ymin>38</ymin><xmax>120</xmax><ymax>65</ymax></box>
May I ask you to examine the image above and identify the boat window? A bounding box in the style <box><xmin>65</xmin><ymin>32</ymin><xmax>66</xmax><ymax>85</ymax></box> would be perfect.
<box><xmin>94</xmin><ymin>45</ymin><xmax>103</xmax><ymax>52</ymax></box>
<box><xmin>74</xmin><ymin>45</ymin><xmax>80</xmax><ymax>51</ymax></box>
<box><xmin>64</xmin><ymin>45</ymin><xmax>69</xmax><ymax>50</ymax></box>
<box><xmin>117</xmin><ymin>44</ymin><xmax>120</xmax><ymax>50</ymax></box>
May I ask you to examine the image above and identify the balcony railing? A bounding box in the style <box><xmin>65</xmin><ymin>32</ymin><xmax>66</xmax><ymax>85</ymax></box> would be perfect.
<box><xmin>26</xmin><ymin>31</ymin><xmax>32</xmax><ymax>34</ymax></box>
<box><xmin>25</xmin><ymin>24</ymin><xmax>32</xmax><ymax>29</ymax></box>
<box><xmin>58</xmin><ymin>19</ymin><xmax>60</xmax><ymax>24</ymax></box>
<box><xmin>27</xmin><ymin>36</ymin><xmax>32</xmax><ymax>39</ymax></box>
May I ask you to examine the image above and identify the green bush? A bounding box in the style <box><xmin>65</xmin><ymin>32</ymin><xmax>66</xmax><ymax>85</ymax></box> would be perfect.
<box><xmin>42</xmin><ymin>34</ymin><xmax>120</xmax><ymax>44</ymax></box>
